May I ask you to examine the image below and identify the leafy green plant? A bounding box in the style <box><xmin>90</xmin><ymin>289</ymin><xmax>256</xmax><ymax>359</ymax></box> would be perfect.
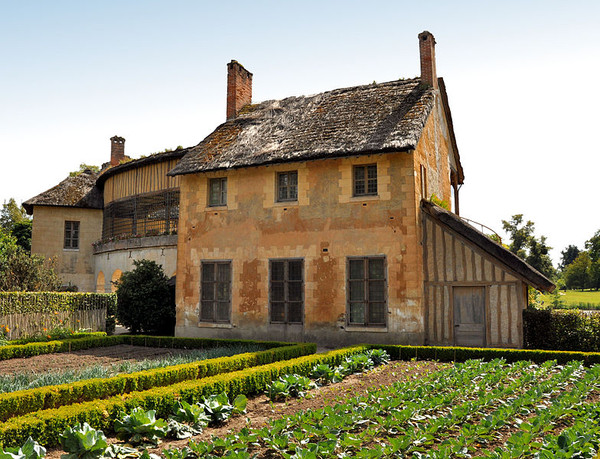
<box><xmin>0</xmin><ymin>438</ymin><xmax>45</xmax><ymax>459</ymax></box>
<box><xmin>114</xmin><ymin>408</ymin><xmax>168</xmax><ymax>446</ymax></box>
<box><xmin>310</xmin><ymin>363</ymin><xmax>335</xmax><ymax>386</ymax></box>
<box><xmin>171</xmin><ymin>400</ymin><xmax>210</xmax><ymax>429</ymax></box>
<box><xmin>366</xmin><ymin>348</ymin><xmax>390</xmax><ymax>366</ymax></box>
<box><xmin>165</xmin><ymin>420</ymin><xmax>199</xmax><ymax>440</ymax></box>
<box><xmin>102</xmin><ymin>445</ymin><xmax>139</xmax><ymax>459</ymax></box>
<box><xmin>59</xmin><ymin>423</ymin><xmax>107</xmax><ymax>459</ymax></box>
<box><xmin>267</xmin><ymin>374</ymin><xmax>315</xmax><ymax>401</ymax></box>
<box><xmin>199</xmin><ymin>392</ymin><xmax>246</xmax><ymax>424</ymax></box>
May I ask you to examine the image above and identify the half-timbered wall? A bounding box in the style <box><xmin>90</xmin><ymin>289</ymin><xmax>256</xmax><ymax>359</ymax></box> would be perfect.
<box><xmin>423</xmin><ymin>212</ymin><xmax>527</xmax><ymax>348</ymax></box>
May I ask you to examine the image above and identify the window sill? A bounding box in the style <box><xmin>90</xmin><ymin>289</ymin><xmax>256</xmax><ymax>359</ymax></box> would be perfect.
<box><xmin>63</xmin><ymin>248</ymin><xmax>80</xmax><ymax>252</ymax></box>
<box><xmin>197</xmin><ymin>322</ymin><xmax>233</xmax><ymax>329</ymax></box>
<box><xmin>273</xmin><ymin>200</ymin><xmax>298</xmax><ymax>207</ymax></box>
<box><xmin>344</xmin><ymin>326</ymin><xmax>388</xmax><ymax>333</ymax></box>
<box><xmin>206</xmin><ymin>205</ymin><xmax>227</xmax><ymax>211</ymax></box>
<box><xmin>349</xmin><ymin>195</ymin><xmax>379</xmax><ymax>202</ymax></box>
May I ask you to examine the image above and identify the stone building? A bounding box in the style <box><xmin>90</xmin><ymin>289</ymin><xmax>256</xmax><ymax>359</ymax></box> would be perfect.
<box><xmin>24</xmin><ymin>31</ymin><xmax>554</xmax><ymax>347</ymax></box>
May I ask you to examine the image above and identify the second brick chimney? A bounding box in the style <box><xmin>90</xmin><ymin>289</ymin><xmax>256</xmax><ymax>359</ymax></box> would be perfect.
<box><xmin>418</xmin><ymin>31</ymin><xmax>438</xmax><ymax>89</ymax></box>
<box><xmin>110</xmin><ymin>136</ymin><xmax>125</xmax><ymax>166</ymax></box>
<box><xmin>226</xmin><ymin>60</ymin><xmax>253</xmax><ymax>120</ymax></box>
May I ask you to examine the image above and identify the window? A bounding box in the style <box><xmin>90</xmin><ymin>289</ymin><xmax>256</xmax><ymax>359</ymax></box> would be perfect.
<box><xmin>420</xmin><ymin>164</ymin><xmax>428</xmax><ymax>199</ymax></box>
<box><xmin>208</xmin><ymin>178</ymin><xmax>227</xmax><ymax>207</ymax></box>
<box><xmin>270</xmin><ymin>259</ymin><xmax>303</xmax><ymax>324</ymax></box>
<box><xmin>64</xmin><ymin>221</ymin><xmax>80</xmax><ymax>249</ymax></box>
<box><xmin>277</xmin><ymin>171</ymin><xmax>298</xmax><ymax>202</ymax></box>
<box><xmin>353</xmin><ymin>164</ymin><xmax>377</xmax><ymax>197</ymax></box>
<box><xmin>200</xmin><ymin>261</ymin><xmax>231</xmax><ymax>323</ymax></box>
<box><xmin>347</xmin><ymin>256</ymin><xmax>387</xmax><ymax>326</ymax></box>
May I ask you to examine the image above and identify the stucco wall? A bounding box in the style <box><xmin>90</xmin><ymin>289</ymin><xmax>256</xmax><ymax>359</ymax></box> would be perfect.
<box><xmin>30</xmin><ymin>206</ymin><xmax>102</xmax><ymax>292</ymax></box>
<box><xmin>175</xmin><ymin>151</ymin><xmax>436</xmax><ymax>346</ymax></box>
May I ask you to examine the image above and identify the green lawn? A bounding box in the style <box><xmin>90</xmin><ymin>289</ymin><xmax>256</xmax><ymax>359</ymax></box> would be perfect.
<box><xmin>539</xmin><ymin>289</ymin><xmax>600</xmax><ymax>308</ymax></box>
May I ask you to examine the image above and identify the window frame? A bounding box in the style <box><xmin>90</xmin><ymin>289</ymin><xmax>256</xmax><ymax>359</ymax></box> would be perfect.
<box><xmin>276</xmin><ymin>171</ymin><xmax>299</xmax><ymax>202</ymax></box>
<box><xmin>346</xmin><ymin>256</ymin><xmax>387</xmax><ymax>327</ymax></box>
<box><xmin>199</xmin><ymin>260</ymin><xmax>232</xmax><ymax>323</ymax></box>
<box><xmin>208</xmin><ymin>177</ymin><xmax>227</xmax><ymax>207</ymax></box>
<box><xmin>269</xmin><ymin>258</ymin><xmax>304</xmax><ymax>324</ymax></box>
<box><xmin>353</xmin><ymin>164</ymin><xmax>378</xmax><ymax>197</ymax></box>
<box><xmin>63</xmin><ymin>221</ymin><xmax>80</xmax><ymax>250</ymax></box>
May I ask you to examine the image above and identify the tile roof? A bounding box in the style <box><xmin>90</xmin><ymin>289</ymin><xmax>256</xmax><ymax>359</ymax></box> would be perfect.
<box><xmin>23</xmin><ymin>169</ymin><xmax>103</xmax><ymax>214</ymax></box>
<box><xmin>169</xmin><ymin>78</ymin><xmax>435</xmax><ymax>176</ymax></box>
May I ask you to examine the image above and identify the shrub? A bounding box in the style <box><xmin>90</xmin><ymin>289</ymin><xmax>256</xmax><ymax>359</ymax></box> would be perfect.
<box><xmin>115</xmin><ymin>260</ymin><xmax>175</xmax><ymax>335</ymax></box>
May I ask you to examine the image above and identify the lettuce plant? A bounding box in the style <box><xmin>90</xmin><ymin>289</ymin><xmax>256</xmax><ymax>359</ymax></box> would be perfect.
<box><xmin>60</xmin><ymin>423</ymin><xmax>107</xmax><ymax>459</ymax></box>
<box><xmin>114</xmin><ymin>408</ymin><xmax>168</xmax><ymax>446</ymax></box>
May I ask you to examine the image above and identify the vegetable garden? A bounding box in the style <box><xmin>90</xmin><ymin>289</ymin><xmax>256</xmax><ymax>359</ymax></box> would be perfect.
<box><xmin>0</xmin><ymin>335</ymin><xmax>599</xmax><ymax>458</ymax></box>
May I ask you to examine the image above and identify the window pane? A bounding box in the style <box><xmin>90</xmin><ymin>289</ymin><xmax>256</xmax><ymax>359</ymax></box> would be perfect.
<box><xmin>288</xmin><ymin>302</ymin><xmax>303</xmax><ymax>323</ymax></box>
<box><xmin>217</xmin><ymin>263</ymin><xmax>230</xmax><ymax>282</ymax></box>
<box><xmin>201</xmin><ymin>282</ymin><xmax>214</xmax><ymax>300</ymax></box>
<box><xmin>72</xmin><ymin>238</ymin><xmax>79</xmax><ymax>249</ymax></box>
<box><xmin>278</xmin><ymin>186</ymin><xmax>288</xmax><ymax>201</ymax></box>
<box><xmin>216</xmin><ymin>282</ymin><xmax>229</xmax><ymax>301</ymax></box>
<box><xmin>349</xmin><ymin>280</ymin><xmax>365</xmax><ymax>301</ymax></box>
<box><xmin>271</xmin><ymin>281</ymin><xmax>284</xmax><ymax>301</ymax></box>
<box><xmin>369</xmin><ymin>258</ymin><xmax>385</xmax><ymax>279</ymax></box>
<box><xmin>367</xmin><ymin>165</ymin><xmax>377</xmax><ymax>179</ymax></box>
<box><xmin>369</xmin><ymin>303</ymin><xmax>386</xmax><ymax>324</ymax></box>
<box><xmin>369</xmin><ymin>280</ymin><xmax>385</xmax><ymax>301</ymax></box>
<box><xmin>271</xmin><ymin>302</ymin><xmax>285</xmax><ymax>323</ymax></box>
<box><xmin>202</xmin><ymin>264</ymin><xmax>214</xmax><ymax>282</ymax></box>
<box><xmin>215</xmin><ymin>302</ymin><xmax>230</xmax><ymax>322</ymax></box>
<box><xmin>220</xmin><ymin>179</ymin><xmax>227</xmax><ymax>204</ymax></box>
<box><xmin>354</xmin><ymin>180</ymin><xmax>365</xmax><ymax>196</ymax></box>
<box><xmin>367</xmin><ymin>177</ymin><xmax>378</xmax><ymax>194</ymax></box>
<box><xmin>289</xmin><ymin>172</ymin><xmax>298</xmax><ymax>186</ymax></box>
<box><xmin>200</xmin><ymin>301</ymin><xmax>214</xmax><ymax>321</ymax></box>
<box><xmin>289</xmin><ymin>281</ymin><xmax>302</xmax><ymax>302</ymax></box>
<box><xmin>349</xmin><ymin>259</ymin><xmax>364</xmax><ymax>280</ymax></box>
<box><xmin>349</xmin><ymin>302</ymin><xmax>365</xmax><ymax>324</ymax></box>
<box><xmin>354</xmin><ymin>166</ymin><xmax>365</xmax><ymax>180</ymax></box>
<box><xmin>271</xmin><ymin>261</ymin><xmax>285</xmax><ymax>281</ymax></box>
<box><xmin>288</xmin><ymin>260</ymin><xmax>302</xmax><ymax>281</ymax></box>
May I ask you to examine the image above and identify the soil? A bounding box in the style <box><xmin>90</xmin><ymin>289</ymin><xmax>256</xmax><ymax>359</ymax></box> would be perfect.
<box><xmin>0</xmin><ymin>345</ymin><xmax>196</xmax><ymax>375</ymax></box>
<box><xmin>39</xmin><ymin>359</ymin><xmax>448</xmax><ymax>458</ymax></box>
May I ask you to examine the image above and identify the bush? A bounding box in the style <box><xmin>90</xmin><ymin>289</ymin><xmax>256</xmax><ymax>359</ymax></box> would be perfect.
<box><xmin>115</xmin><ymin>260</ymin><xmax>174</xmax><ymax>335</ymax></box>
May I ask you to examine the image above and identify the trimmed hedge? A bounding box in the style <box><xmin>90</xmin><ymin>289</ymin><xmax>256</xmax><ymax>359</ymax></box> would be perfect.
<box><xmin>372</xmin><ymin>344</ymin><xmax>600</xmax><ymax>366</ymax></box>
<box><xmin>0</xmin><ymin>346</ymin><xmax>364</xmax><ymax>448</ymax></box>
<box><xmin>0</xmin><ymin>292</ymin><xmax>116</xmax><ymax>314</ymax></box>
<box><xmin>0</xmin><ymin>342</ymin><xmax>316</xmax><ymax>421</ymax></box>
<box><xmin>523</xmin><ymin>308</ymin><xmax>600</xmax><ymax>352</ymax></box>
<box><xmin>8</xmin><ymin>331</ymin><xmax>106</xmax><ymax>346</ymax></box>
<box><xmin>0</xmin><ymin>334</ymin><xmax>295</xmax><ymax>362</ymax></box>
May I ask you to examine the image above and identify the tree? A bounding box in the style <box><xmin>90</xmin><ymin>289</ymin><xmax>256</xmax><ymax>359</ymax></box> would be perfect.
<box><xmin>0</xmin><ymin>199</ymin><xmax>29</xmax><ymax>233</ymax></box>
<box><xmin>559</xmin><ymin>245</ymin><xmax>580</xmax><ymax>271</ymax></box>
<box><xmin>502</xmin><ymin>214</ymin><xmax>554</xmax><ymax>278</ymax></box>
<box><xmin>115</xmin><ymin>260</ymin><xmax>175</xmax><ymax>335</ymax></box>
<box><xmin>585</xmin><ymin>230</ymin><xmax>600</xmax><ymax>263</ymax></box>
<box><xmin>0</xmin><ymin>228</ymin><xmax>60</xmax><ymax>291</ymax></box>
<box><xmin>502</xmin><ymin>214</ymin><xmax>535</xmax><ymax>259</ymax></box>
<box><xmin>563</xmin><ymin>252</ymin><xmax>591</xmax><ymax>290</ymax></box>
<box><xmin>69</xmin><ymin>163</ymin><xmax>100</xmax><ymax>177</ymax></box>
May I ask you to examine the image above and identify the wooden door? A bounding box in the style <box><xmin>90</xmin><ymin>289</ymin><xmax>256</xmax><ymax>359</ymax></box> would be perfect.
<box><xmin>453</xmin><ymin>286</ymin><xmax>486</xmax><ymax>347</ymax></box>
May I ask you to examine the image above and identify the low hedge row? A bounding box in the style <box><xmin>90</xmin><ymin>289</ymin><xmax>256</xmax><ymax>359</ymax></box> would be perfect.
<box><xmin>0</xmin><ymin>345</ymin><xmax>365</xmax><ymax>447</ymax></box>
<box><xmin>8</xmin><ymin>331</ymin><xmax>106</xmax><ymax>346</ymax></box>
<box><xmin>0</xmin><ymin>334</ymin><xmax>293</xmax><ymax>361</ymax></box>
<box><xmin>0</xmin><ymin>342</ymin><xmax>316</xmax><ymax>421</ymax></box>
<box><xmin>373</xmin><ymin>344</ymin><xmax>600</xmax><ymax>366</ymax></box>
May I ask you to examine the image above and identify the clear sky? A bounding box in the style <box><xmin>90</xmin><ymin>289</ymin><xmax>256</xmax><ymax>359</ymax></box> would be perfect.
<box><xmin>1</xmin><ymin>0</ymin><xmax>599</xmax><ymax>264</ymax></box>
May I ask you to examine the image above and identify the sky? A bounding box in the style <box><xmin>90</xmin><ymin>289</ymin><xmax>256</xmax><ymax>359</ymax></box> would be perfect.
<box><xmin>1</xmin><ymin>0</ymin><xmax>599</xmax><ymax>264</ymax></box>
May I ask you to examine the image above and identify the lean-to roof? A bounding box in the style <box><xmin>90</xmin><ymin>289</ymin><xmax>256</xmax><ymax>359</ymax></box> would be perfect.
<box><xmin>169</xmin><ymin>78</ymin><xmax>436</xmax><ymax>176</ymax></box>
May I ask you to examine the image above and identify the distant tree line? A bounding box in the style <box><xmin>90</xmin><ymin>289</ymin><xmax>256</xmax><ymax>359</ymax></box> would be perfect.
<box><xmin>557</xmin><ymin>230</ymin><xmax>600</xmax><ymax>290</ymax></box>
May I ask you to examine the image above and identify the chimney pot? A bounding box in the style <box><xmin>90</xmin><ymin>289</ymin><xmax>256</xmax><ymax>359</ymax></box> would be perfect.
<box><xmin>110</xmin><ymin>135</ymin><xmax>125</xmax><ymax>166</ymax></box>
<box><xmin>226</xmin><ymin>60</ymin><xmax>253</xmax><ymax>120</ymax></box>
<box><xmin>418</xmin><ymin>31</ymin><xmax>438</xmax><ymax>89</ymax></box>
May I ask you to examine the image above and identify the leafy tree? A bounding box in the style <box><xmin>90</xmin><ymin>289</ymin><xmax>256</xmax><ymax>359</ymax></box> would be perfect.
<box><xmin>0</xmin><ymin>199</ymin><xmax>29</xmax><ymax>233</ymax></box>
<box><xmin>115</xmin><ymin>259</ymin><xmax>175</xmax><ymax>335</ymax></box>
<box><xmin>0</xmin><ymin>228</ymin><xmax>60</xmax><ymax>291</ymax></box>
<box><xmin>563</xmin><ymin>252</ymin><xmax>591</xmax><ymax>290</ymax></box>
<box><xmin>589</xmin><ymin>260</ymin><xmax>600</xmax><ymax>291</ymax></box>
<box><xmin>502</xmin><ymin>214</ymin><xmax>554</xmax><ymax>278</ymax></box>
<box><xmin>559</xmin><ymin>245</ymin><xmax>580</xmax><ymax>271</ymax></box>
<box><xmin>69</xmin><ymin>163</ymin><xmax>100</xmax><ymax>177</ymax></box>
<box><xmin>585</xmin><ymin>230</ymin><xmax>600</xmax><ymax>263</ymax></box>
<box><xmin>11</xmin><ymin>220</ymin><xmax>32</xmax><ymax>252</ymax></box>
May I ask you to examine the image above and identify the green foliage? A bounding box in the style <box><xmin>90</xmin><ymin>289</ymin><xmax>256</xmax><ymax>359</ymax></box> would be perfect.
<box><xmin>170</xmin><ymin>400</ymin><xmax>209</xmax><ymax>429</ymax></box>
<box><xmin>68</xmin><ymin>164</ymin><xmax>100</xmax><ymax>177</ymax></box>
<box><xmin>563</xmin><ymin>252</ymin><xmax>591</xmax><ymax>290</ymax></box>
<box><xmin>366</xmin><ymin>348</ymin><xmax>390</xmax><ymax>366</ymax></box>
<box><xmin>585</xmin><ymin>229</ymin><xmax>600</xmax><ymax>263</ymax></box>
<box><xmin>0</xmin><ymin>437</ymin><xmax>45</xmax><ymax>459</ymax></box>
<box><xmin>310</xmin><ymin>363</ymin><xmax>335</xmax><ymax>386</ymax></box>
<box><xmin>115</xmin><ymin>260</ymin><xmax>174</xmax><ymax>335</ymax></box>
<box><xmin>114</xmin><ymin>408</ymin><xmax>167</xmax><ymax>446</ymax></box>
<box><xmin>429</xmin><ymin>194</ymin><xmax>450</xmax><ymax>210</ymax></box>
<box><xmin>559</xmin><ymin>244</ymin><xmax>580</xmax><ymax>271</ymax></box>
<box><xmin>502</xmin><ymin>214</ymin><xmax>555</xmax><ymax>278</ymax></box>
<box><xmin>59</xmin><ymin>423</ymin><xmax>107</xmax><ymax>459</ymax></box>
<box><xmin>0</xmin><ymin>200</ymin><xmax>29</xmax><ymax>234</ymax></box>
<box><xmin>11</xmin><ymin>221</ymin><xmax>31</xmax><ymax>253</ymax></box>
<box><xmin>266</xmin><ymin>374</ymin><xmax>315</xmax><ymax>401</ymax></box>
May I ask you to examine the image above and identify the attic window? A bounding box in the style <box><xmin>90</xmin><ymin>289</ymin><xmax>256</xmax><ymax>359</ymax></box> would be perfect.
<box><xmin>353</xmin><ymin>164</ymin><xmax>377</xmax><ymax>197</ymax></box>
<box><xmin>64</xmin><ymin>221</ymin><xmax>80</xmax><ymax>250</ymax></box>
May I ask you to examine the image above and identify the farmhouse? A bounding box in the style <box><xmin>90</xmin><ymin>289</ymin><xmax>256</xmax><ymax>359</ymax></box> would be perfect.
<box><xmin>24</xmin><ymin>31</ymin><xmax>554</xmax><ymax>347</ymax></box>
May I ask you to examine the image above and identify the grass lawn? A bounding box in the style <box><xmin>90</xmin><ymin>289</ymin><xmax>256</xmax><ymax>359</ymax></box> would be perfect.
<box><xmin>540</xmin><ymin>289</ymin><xmax>600</xmax><ymax>308</ymax></box>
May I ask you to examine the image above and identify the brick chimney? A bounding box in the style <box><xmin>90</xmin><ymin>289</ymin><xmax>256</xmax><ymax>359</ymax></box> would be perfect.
<box><xmin>226</xmin><ymin>60</ymin><xmax>253</xmax><ymax>120</ymax></box>
<box><xmin>110</xmin><ymin>136</ymin><xmax>125</xmax><ymax>166</ymax></box>
<box><xmin>418</xmin><ymin>31</ymin><xmax>438</xmax><ymax>89</ymax></box>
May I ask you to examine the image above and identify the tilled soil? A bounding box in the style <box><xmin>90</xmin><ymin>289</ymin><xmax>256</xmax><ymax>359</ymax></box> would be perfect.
<box><xmin>0</xmin><ymin>345</ymin><xmax>195</xmax><ymax>375</ymax></box>
<box><xmin>41</xmin><ymin>359</ymin><xmax>447</xmax><ymax>458</ymax></box>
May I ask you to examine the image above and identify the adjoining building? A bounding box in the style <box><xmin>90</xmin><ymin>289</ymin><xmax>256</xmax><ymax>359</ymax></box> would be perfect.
<box><xmin>24</xmin><ymin>31</ymin><xmax>554</xmax><ymax>347</ymax></box>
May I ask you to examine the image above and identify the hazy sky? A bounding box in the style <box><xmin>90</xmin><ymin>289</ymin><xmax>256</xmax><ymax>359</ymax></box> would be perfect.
<box><xmin>1</xmin><ymin>1</ymin><xmax>599</xmax><ymax>263</ymax></box>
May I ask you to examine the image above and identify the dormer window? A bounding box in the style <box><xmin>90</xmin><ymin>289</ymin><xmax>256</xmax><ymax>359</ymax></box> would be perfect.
<box><xmin>353</xmin><ymin>164</ymin><xmax>377</xmax><ymax>197</ymax></box>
